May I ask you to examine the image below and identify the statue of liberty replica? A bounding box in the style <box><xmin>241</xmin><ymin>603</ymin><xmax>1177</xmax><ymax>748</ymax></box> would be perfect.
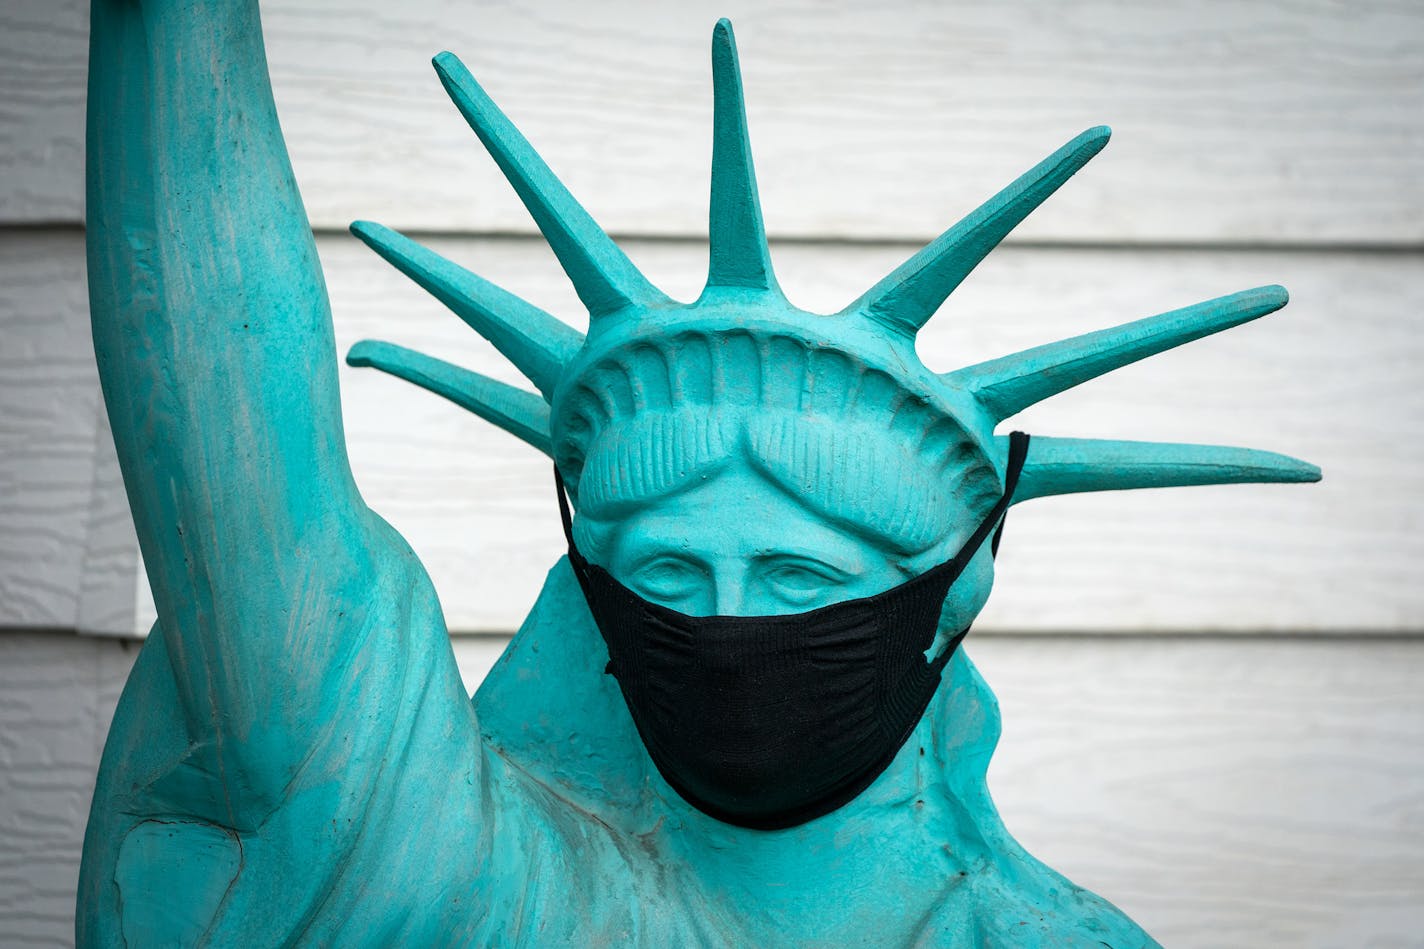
<box><xmin>79</xmin><ymin>0</ymin><xmax>1318</xmax><ymax>944</ymax></box>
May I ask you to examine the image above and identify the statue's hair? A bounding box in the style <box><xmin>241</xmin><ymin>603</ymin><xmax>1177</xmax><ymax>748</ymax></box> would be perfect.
<box><xmin>346</xmin><ymin>18</ymin><xmax>1319</xmax><ymax>548</ymax></box>
<box><xmin>571</xmin><ymin>407</ymin><xmax>997</xmax><ymax>560</ymax></box>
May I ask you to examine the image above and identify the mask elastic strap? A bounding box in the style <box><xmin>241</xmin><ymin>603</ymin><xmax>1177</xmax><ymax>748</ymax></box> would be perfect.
<box><xmin>939</xmin><ymin>431</ymin><xmax>1030</xmax><ymax>578</ymax></box>
<box><xmin>553</xmin><ymin>466</ymin><xmax>587</xmax><ymax>571</ymax></box>
<box><xmin>927</xmin><ymin>431</ymin><xmax>1030</xmax><ymax>673</ymax></box>
<box><xmin>991</xmin><ymin>431</ymin><xmax>1031</xmax><ymax>558</ymax></box>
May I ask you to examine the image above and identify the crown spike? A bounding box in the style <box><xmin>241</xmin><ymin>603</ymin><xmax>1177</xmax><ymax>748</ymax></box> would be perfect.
<box><xmin>351</xmin><ymin>220</ymin><xmax>582</xmax><ymax>399</ymax></box>
<box><xmin>432</xmin><ymin>51</ymin><xmax>670</xmax><ymax>317</ymax></box>
<box><xmin>347</xmin><ymin>340</ymin><xmax>553</xmax><ymax>456</ymax></box>
<box><xmin>951</xmin><ymin>285</ymin><xmax>1289</xmax><ymax>421</ymax></box>
<box><xmin>846</xmin><ymin>126</ymin><xmax>1111</xmax><ymax>336</ymax></box>
<box><xmin>704</xmin><ymin>19</ymin><xmax>778</xmax><ymax>294</ymax></box>
<box><xmin>1003</xmin><ymin>435</ymin><xmax>1319</xmax><ymax>504</ymax></box>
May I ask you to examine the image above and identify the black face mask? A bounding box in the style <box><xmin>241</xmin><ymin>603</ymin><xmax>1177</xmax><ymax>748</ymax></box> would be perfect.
<box><xmin>556</xmin><ymin>431</ymin><xmax>1030</xmax><ymax>831</ymax></box>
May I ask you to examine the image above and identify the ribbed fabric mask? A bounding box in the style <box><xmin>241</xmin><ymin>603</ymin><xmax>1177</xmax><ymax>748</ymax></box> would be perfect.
<box><xmin>556</xmin><ymin>432</ymin><xmax>1030</xmax><ymax>830</ymax></box>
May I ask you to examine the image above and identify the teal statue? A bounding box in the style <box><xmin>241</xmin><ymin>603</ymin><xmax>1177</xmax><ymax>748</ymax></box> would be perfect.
<box><xmin>79</xmin><ymin>1</ymin><xmax>1319</xmax><ymax>945</ymax></box>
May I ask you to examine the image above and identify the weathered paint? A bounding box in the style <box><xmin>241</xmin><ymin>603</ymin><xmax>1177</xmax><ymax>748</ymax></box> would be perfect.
<box><xmin>79</xmin><ymin>2</ymin><xmax>1316</xmax><ymax>945</ymax></box>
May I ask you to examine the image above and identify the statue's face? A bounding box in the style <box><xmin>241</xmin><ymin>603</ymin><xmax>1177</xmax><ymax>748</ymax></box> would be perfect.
<box><xmin>600</xmin><ymin>460</ymin><xmax>988</xmax><ymax>621</ymax></box>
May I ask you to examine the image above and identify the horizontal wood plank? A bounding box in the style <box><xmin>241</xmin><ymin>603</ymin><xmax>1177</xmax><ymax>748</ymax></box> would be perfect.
<box><xmin>0</xmin><ymin>230</ymin><xmax>103</xmax><ymax>629</ymax></box>
<box><xmin>970</xmin><ymin>636</ymin><xmax>1424</xmax><ymax>948</ymax></box>
<box><xmin>4</xmin><ymin>0</ymin><xmax>1423</xmax><ymax>243</ymax></box>
<box><xmin>3</xmin><ymin>230</ymin><xmax>1419</xmax><ymax>633</ymax></box>
<box><xmin>5</xmin><ymin>630</ymin><xmax>1421</xmax><ymax>945</ymax></box>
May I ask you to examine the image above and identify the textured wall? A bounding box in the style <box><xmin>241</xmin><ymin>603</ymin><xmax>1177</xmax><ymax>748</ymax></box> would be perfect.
<box><xmin>6</xmin><ymin>230</ymin><xmax>1422</xmax><ymax>634</ymax></box>
<box><xmin>7</xmin><ymin>0</ymin><xmax>1424</xmax><ymax>242</ymax></box>
<box><xmin>2</xmin><ymin>0</ymin><xmax>1423</xmax><ymax>945</ymax></box>
<box><xmin>2</xmin><ymin>633</ymin><xmax>1422</xmax><ymax>947</ymax></box>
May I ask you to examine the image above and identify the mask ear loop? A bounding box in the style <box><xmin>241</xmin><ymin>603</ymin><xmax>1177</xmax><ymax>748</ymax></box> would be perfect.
<box><xmin>553</xmin><ymin>466</ymin><xmax>574</xmax><ymax>541</ymax></box>
<box><xmin>553</xmin><ymin>465</ymin><xmax>591</xmax><ymax>574</ymax></box>
<box><xmin>991</xmin><ymin>431</ymin><xmax>1031</xmax><ymax>558</ymax></box>
<box><xmin>929</xmin><ymin>430</ymin><xmax>1031</xmax><ymax>671</ymax></box>
<box><xmin>554</xmin><ymin>466</ymin><xmax>614</xmax><ymax>674</ymax></box>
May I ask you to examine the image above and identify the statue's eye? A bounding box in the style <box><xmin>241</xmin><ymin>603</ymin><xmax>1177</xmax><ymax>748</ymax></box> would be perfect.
<box><xmin>760</xmin><ymin>558</ymin><xmax>849</xmax><ymax>603</ymax></box>
<box><xmin>631</xmin><ymin>556</ymin><xmax>705</xmax><ymax>603</ymax></box>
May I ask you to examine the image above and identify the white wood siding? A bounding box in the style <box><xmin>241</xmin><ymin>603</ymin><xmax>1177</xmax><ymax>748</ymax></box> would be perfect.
<box><xmin>3</xmin><ymin>632</ymin><xmax>1421</xmax><ymax>947</ymax></box>
<box><xmin>4</xmin><ymin>231</ymin><xmax>1420</xmax><ymax>633</ymax></box>
<box><xmin>4</xmin><ymin>0</ymin><xmax>1423</xmax><ymax>243</ymax></box>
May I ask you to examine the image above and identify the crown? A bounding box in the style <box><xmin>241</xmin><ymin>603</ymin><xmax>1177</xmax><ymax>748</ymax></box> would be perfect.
<box><xmin>347</xmin><ymin>19</ymin><xmax>1319</xmax><ymax>528</ymax></box>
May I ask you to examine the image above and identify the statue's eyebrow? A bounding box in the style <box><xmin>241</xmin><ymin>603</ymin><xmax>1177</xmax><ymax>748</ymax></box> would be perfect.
<box><xmin>755</xmin><ymin>555</ymin><xmax>855</xmax><ymax>582</ymax></box>
<box><xmin>748</xmin><ymin>547</ymin><xmax>861</xmax><ymax>577</ymax></box>
<box><xmin>617</xmin><ymin>540</ymin><xmax>713</xmax><ymax>575</ymax></box>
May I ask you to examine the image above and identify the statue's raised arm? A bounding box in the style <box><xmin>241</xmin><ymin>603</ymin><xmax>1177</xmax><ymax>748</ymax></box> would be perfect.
<box><xmin>81</xmin><ymin>0</ymin><xmax>481</xmax><ymax>940</ymax></box>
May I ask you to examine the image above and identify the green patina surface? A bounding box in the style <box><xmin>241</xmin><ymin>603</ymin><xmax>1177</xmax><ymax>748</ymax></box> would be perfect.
<box><xmin>78</xmin><ymin>1</ymin><xmax>1316</xmax><ymax>945</ymax></box>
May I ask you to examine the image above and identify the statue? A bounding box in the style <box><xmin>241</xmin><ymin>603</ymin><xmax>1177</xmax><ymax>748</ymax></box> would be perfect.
<box><xmin>78</xmin><ymin>1</ymin><xmax>1319</xmax><ymax>945</ymax></box>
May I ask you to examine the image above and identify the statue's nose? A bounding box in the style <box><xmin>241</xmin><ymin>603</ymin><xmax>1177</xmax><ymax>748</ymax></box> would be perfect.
<box><xmin>713</xmin><ymin>576</ymin><xmax>749</xmax><ymax>617</ymax></box>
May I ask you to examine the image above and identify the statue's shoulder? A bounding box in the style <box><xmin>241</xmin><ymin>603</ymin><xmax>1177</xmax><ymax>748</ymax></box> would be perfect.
<box><xmin>476</xmin><ymin>557</ymin><xmax>662</xmax><ymax>823</ymax></box>
<box><xmin>77</xmin><ymin>582</ymin><xmax>495</xmax><ymax>945</ymax></box>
